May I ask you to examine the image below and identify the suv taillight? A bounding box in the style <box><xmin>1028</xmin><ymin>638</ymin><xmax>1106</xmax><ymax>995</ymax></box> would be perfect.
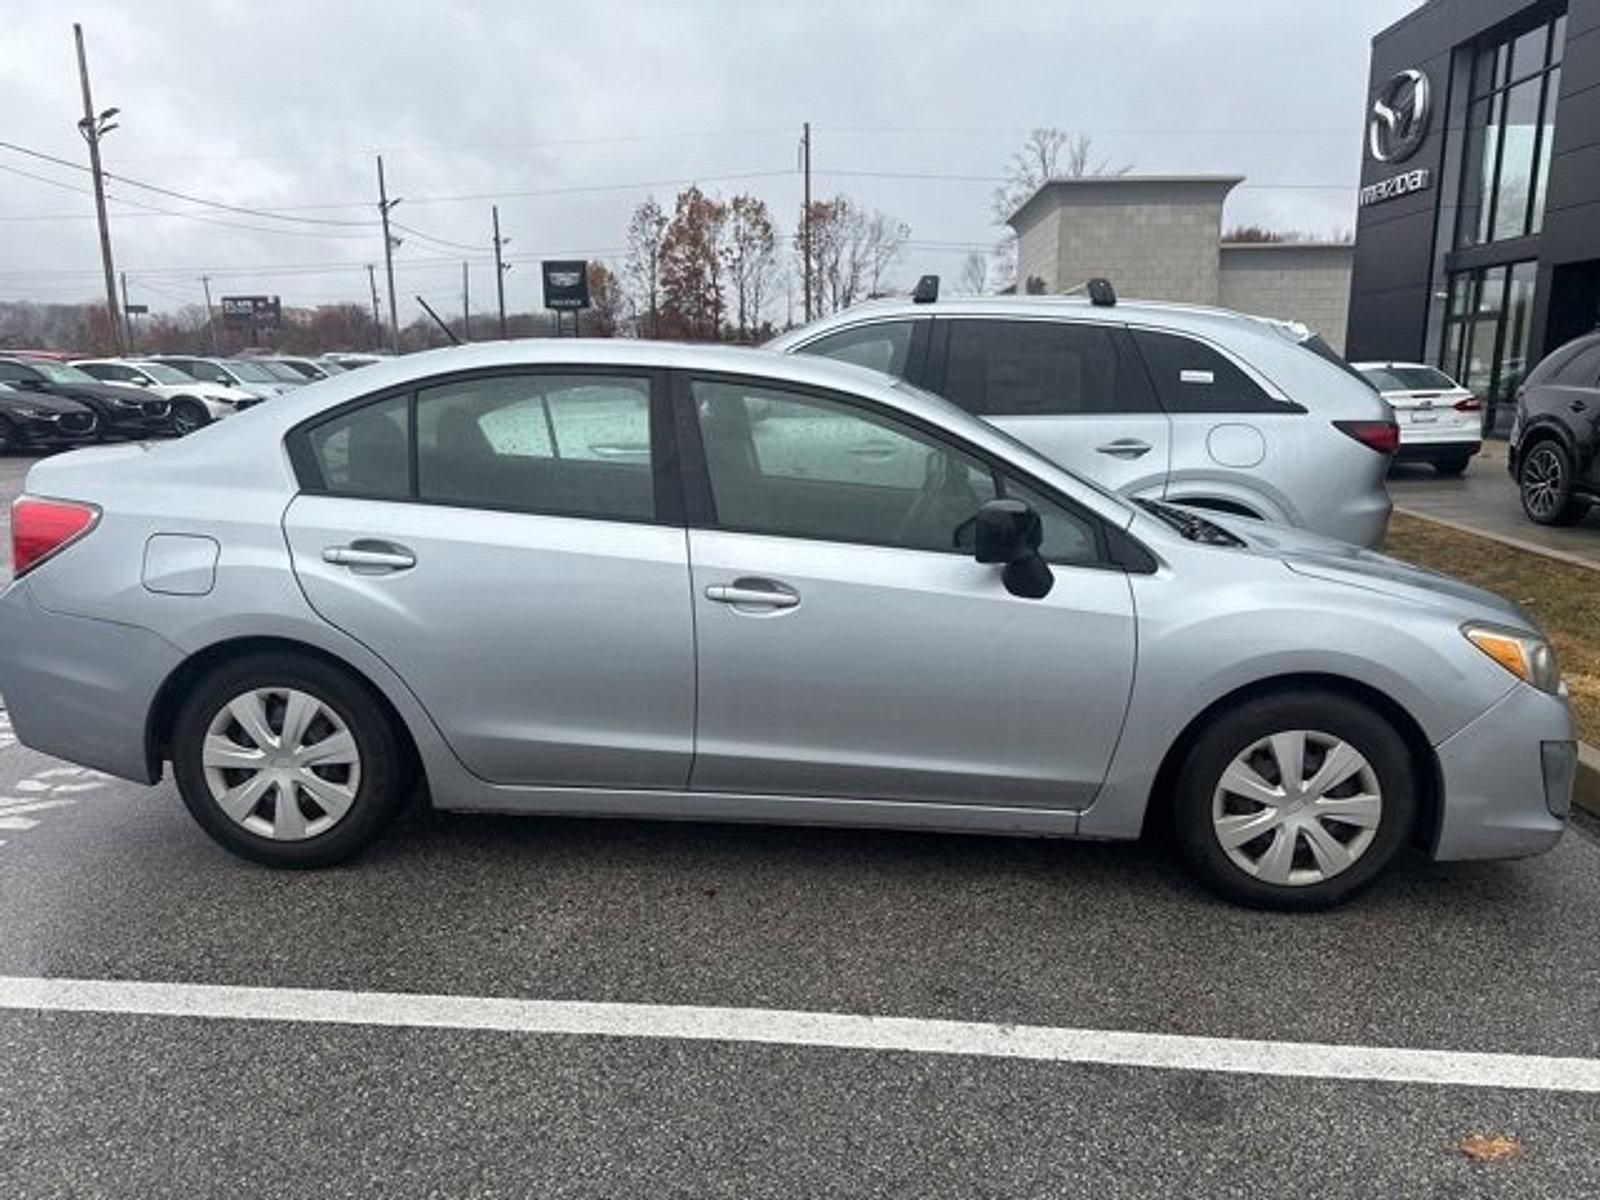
<box><xmin>1332</xmin><ymin>419</ymin><xmax>1400</xmax><ymax>456</ymax></box>
<box><xmin>11</xmin><ymin>496</ymin><xmax>99</xmax><ymax>578</ymax></box>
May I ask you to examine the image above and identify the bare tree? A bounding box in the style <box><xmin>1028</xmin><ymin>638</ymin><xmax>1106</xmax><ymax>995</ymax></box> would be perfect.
<box><xmin>990</xmin><ymin>128</ymin><xmax>1130</xmax><ymax>290</ymax></box>
<box><xmin>625</xmin><ymin>197</ymin><xmax>669</xmax><ymax>337</ymax></box>
<box><xmin>959</xmin><ymin>250</ymin><xmax>989</xmax><ymax>295</ymax></box>
<box><xmin>797</xmin><ymin>196</ymin><xmax>909</xmax><ymax>316</ymax></box>
<box><xmin>721</xmin><ymin>194</ymin><xmax>777</xmax><ymax>341</ymax></box>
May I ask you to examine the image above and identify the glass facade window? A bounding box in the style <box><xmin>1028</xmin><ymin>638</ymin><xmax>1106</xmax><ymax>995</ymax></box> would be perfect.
<box><xmin>1438</xmin><ymin>261</ymin><xmax>1538</xmax><ymax>434</ymax></box>
<box><xmin>1455</xmin><ymin>12</ymin><xmax>1566</xmax><ymax>248</ymax></box>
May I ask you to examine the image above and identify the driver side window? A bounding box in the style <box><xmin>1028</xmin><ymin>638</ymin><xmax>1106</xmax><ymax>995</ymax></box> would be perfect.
<box><xmin>692</xmin><ymin>378</ymin><xmax>998</xmax><ymax>554</ymax></box>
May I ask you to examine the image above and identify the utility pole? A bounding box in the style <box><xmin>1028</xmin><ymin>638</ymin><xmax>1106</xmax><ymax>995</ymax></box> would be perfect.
<box><xmin>74</xmin><ymin>23</ymin><xmax>122</xmax><ymax>354</ymax></box>
<box><xmin>365</xmin><ymin>263</ymin><xmax>381</xmax><ymax>332</ymax></box>
<box><xmin>376</xmin><ymin>156</ymin><xmax>401</xmax><ymax>353</ymax></box>
<box><xmin>200</xmin><ymin>274</ymin><xmax>216</xmax><ymax>352</ymax></box>
<box><xmin>800</xmin><ymin>121</ymin><xmax>812</xmax><ymax>322</ymax></box>
<box><xmin>461</xmin><ymin>261</ymin><xmax>470</xmax><ymax>342</ymax></box>
<box><xmin>492</xmin><ymin>205</ymin><xmax>509</xmax><ymax>339</ymax></box>
<box><xmin>119</xmin><ymin>272</ymin><xmax>134</xmax><ymax>352</ymax></box>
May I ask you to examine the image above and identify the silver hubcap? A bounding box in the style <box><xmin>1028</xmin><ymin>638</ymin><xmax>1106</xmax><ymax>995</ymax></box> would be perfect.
<box><xmin>1211</xmin><ymin>730</ymin><xmax>1382</xmax><ymax>887</ymax></box>
<box><xmin>1523</xmin><ymin>446</ymin><xmax>1564</xmax><ymax>518</ymax></box>
<box><xmin>202</xmin><ymin>688</ymin><xmax>361</xmax><ymax>841</ymax></box>
<box><xmin>175</xmin><ymin>407</ymin><xmax>203</xmax><ymax>434</ymax></box>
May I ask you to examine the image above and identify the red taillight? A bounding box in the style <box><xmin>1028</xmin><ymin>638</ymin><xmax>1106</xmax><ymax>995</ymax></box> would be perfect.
<box><xmin>1333</xmin><ymin>419</ymin><xmax>1400</xmax><ymax>456</ymax></box>
<box><xmin>11</xmin><ymin>496</ymin><xmax>99</xmax><ymax>578</ymax></box>
<box><xmin>1454</xmin><ymin>396</ymin><xmax>1483</xmax><ymax>412</ymax></box>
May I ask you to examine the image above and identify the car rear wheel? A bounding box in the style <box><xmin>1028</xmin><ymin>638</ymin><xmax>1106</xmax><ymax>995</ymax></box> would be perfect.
<box><xmin>171</xmin><ymin>399</ymin><xmax>210</xmax><ymax>436</ymax></box>
<box><xmin>1519</xmin><ymin>440</ymin><xmax>1589</xmax><ymax>525</ymax></box>
<box><xmin>172</xmin><ymin>653</ymin><xmax>409</xmax><ymax>867</ymax></box>
<box><xmin>1172</xmin><ymin>692</ymin><xmax>1416</xmax><ymax>910</ymax></box>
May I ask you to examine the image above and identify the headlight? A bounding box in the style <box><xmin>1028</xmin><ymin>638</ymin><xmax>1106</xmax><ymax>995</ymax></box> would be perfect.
<box><xmin>1463</xmin><ymin>623</ymin><xmax>1561</xmax><ymax>693</ymax></box>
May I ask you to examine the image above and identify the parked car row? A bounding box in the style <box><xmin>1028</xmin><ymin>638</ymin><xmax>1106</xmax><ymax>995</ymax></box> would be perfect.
<box><xmin>0</xmin><ymin>351</ymin><xmax>376</xmax><ymax>451</ymax></box>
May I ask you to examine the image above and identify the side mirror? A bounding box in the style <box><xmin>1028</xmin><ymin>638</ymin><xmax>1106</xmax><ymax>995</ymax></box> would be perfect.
<box><xmin>972</xmin><ymin>499</ymin><xmax>1054</xmax><ymax>599</ymax></box>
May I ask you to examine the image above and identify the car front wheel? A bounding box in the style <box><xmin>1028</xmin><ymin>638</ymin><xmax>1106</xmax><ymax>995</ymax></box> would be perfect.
<box><xmin>1172</xmin><ymin>692</ymin><xmax>1416</xmax><ymax>909</ymax></box>
<box><xmin>172</xmin><ymin>653</ymin><xmax>409</xmax><ymax>867</ymax></box>
<box><xmin>1519</xmin><ymin>439</ymin><xmax>1590</xmax><ymax>525</ymax></box>
<box><xmin>171</xmin><ymin>399</ymin><xmax>210</xmax><ymax>436</ymax></box>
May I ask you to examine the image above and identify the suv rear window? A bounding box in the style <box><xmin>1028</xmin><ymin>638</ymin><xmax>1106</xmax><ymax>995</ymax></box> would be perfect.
<box><xmin>1131</xmin><ymin>330</ymin><xmax>1287</xmax><ymax>414</ymax></box>
<box><xmin>940</xmin><ymin>319</ymin><xmax>1158</xmax><ymax>416</ymax></box>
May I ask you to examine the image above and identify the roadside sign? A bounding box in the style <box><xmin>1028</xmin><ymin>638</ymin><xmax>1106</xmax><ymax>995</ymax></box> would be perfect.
<box><xmin>542</xmin><ymin>261</ymin><xmax>590</xmax><ymax>310</ymax></box>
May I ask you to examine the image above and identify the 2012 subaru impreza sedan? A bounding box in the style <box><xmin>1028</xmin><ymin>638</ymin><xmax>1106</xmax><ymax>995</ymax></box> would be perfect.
<box><xmin>0</xmin><ymin>341</ymin><xmax>1575</xmax><ymax>908</ymax></box>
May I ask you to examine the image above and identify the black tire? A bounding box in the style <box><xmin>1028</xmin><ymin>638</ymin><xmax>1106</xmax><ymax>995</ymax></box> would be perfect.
<box><xmin>1433</xmin><ymin>451</ymin><xmax>1473</xmax><ymax>477</ymax></box>
<box><xmin>1171</xmin><ymin>691</ymin><xmax>1417</xmax><ymax>910</ymax></box>
<box><xmin>0</xmin><ymin>415</ymin><xmax>16</xmax><ymax>455</ymax></box>
<box><xmin>171</xmin><ymin>398</ymin><xmax>210</xmax><ymax>436</ymax></box>
<box><xmin>1518</xmin><ymin>438</ymin><xmax>1590</xmax><ymax>526</ymax></box>
<box><xmin>172</xmin><ymin>652</ymin><xmax>410</xmax><ymax>867</ymax></box>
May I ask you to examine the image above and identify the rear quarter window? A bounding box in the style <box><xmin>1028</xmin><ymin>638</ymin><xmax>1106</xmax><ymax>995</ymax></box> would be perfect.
<box><xmin>1132</xmin><ymin>329</ymin><xmax>1292</xmax><ymax>414</ymax></box>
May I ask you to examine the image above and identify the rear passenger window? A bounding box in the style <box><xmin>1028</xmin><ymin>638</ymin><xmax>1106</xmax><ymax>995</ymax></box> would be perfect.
<box><xmin>799</xmin><ymin>321</ymin><xmax>917</xmax><ymax>377</ymax></box>
<box><xmin>940</xmin><ymin>320</ymin><xmax>1157</xmax><ymax>416</ymax></box>
<box><xmin>308</xmin><ymin>394</ymin><xmax>410</xmax><ymax>500</ymax></box>
<box><xmin>1552</xmin><ymin>344</ymin><xmax>1600</xmax><ymax>386</ymax></box>
<box><xmin>417</xmin><ymin>374</ymin><xmax>654</xmax><ymax>521</ymax></box>
<box><xmin>1132</xmin><ymin>330</ymin><xmax>1286</xmax><ymax>414</ymax></box>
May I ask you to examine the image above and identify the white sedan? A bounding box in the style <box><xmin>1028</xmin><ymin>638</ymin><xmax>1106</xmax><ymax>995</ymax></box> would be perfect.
<box><xmin>72</xmin><ymin>359</ymin><xmax>258</xmax><ymax>435</ymax></box>
<box><xmin>1353</xmin><ymin>361</ymin><xmax>1482</xmax><ymax>476</ymax></box>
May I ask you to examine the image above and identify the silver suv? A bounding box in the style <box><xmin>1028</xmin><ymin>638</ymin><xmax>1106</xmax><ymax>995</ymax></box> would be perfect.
<box><xmin>769</xmin><ymin>293</ymin><xmax>1395</xmax><ymax>547</ymax></box>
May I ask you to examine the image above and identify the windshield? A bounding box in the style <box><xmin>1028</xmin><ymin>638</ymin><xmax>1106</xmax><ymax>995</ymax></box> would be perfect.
<box><xmin>259</xmin><ymin>361</ymin><xmax>307</xmax><ymax>382</ymax></box>
<box><xmin>135</xmin><ymin>362</ymin><xmax>192</xmax><ymax>384</ymax></box>
<box><xmin>225</xmin><ymin>359</ymin><xmax>279</xmax><ymax>383</ymax></box>
<box><xmin>33</xmin><ymin>362</ymin><xmax>99</xmax><ymax>384</ymax></box>
<box><xmin>1360</xmin><ymin>365</ymin><xmax>1460</xmax><ymax>392</ymax></box>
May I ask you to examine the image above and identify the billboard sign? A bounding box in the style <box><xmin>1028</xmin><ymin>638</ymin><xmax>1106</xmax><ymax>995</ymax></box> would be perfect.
<box><xmin>542</xmin><ymin>261</ymin><xmax>590</xmax><ymax>310</ymax></box>
<box><xmin>220</xmin><ymin>295</ymin><xmax>282</xmax><ymax>329</ymax></box>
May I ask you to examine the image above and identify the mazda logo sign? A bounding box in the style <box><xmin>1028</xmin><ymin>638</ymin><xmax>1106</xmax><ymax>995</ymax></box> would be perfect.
<box><xmin>1368</xmin><ymin>68</ymin><xmax>1431</xmax><ymax>164</ymax></box>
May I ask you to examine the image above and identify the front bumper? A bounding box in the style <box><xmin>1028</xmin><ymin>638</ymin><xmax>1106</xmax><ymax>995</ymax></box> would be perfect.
<box><xmin>0</xmin><ymin>581</ymin><xmax>181</xmax><ymax>783</ymax></box>
<box><xmin>1431</xmin><ymin>681</ymin><xmax>1573</xmax><ymax>860</ymax></box>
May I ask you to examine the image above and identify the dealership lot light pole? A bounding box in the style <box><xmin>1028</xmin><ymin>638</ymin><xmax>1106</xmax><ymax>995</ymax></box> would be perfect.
<box><xmin>73</xmin><ymin>23</ymin><xmax>122</xmax><ymax>355</ymax></box>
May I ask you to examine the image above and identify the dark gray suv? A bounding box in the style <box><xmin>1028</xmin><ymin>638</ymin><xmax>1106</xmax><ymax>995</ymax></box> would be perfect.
<box><xmin>1508</xmin><ymin>331</ymin><xmax>1600</xmax><ymax>526</ymax></box>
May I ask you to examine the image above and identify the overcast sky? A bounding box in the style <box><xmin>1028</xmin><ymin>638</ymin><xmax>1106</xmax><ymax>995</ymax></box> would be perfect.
<box><xmin>0</xmin><ymin>0</ymin><xmax>1417</xmax><ymax>321</ymax></box>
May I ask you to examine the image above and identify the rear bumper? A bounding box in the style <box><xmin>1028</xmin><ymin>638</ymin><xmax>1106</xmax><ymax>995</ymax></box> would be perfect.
<box><xmin>1431</xmin><ymin>682</ymin><xmax>1572</xmax><ymax>861</ymax></box>
<box><xmin>0</xmin><ymin>582</ymin><xmax>180</xmax><ymax>783</ymax></box>
<box><xmin>1397</xmin><ymin>438</ymin><xmax>1480</xmax><ymax>459</ymax></box>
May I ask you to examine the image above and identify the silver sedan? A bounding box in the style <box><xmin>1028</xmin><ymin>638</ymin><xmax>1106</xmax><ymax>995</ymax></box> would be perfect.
<box><xmin>0</xmin><ymin>341</ymin><xmax>1575</xmax><ymax>908</ymax></box>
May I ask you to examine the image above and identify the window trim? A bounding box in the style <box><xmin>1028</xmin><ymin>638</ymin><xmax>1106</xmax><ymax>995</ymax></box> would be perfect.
<box><xmin>287</xmin><ymin>364</ymin><xmax>683</xmax><ymax>528</ymax></box>
<box><xmin>673</xmin><ymin>368</ymin><xmax>1150</xmax><ymax>572</ymax></box>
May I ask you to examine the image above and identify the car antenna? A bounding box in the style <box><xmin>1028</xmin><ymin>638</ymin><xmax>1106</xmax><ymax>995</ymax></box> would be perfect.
<box><xmin>414</xmin><ymin>296</ymin><xmax>461</xmax><ymax>345</ymax></box>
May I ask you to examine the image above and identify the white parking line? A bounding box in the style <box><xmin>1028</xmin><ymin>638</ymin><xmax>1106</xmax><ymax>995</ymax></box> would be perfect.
<box><xmin>1</xmin><ymin>975</ymin><xmax>1597</xmax><ymax>1093</ymax></box>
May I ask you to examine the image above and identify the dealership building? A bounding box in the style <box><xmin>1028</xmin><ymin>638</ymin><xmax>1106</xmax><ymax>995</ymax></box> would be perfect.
<box><xmin>1348</xmin><ymin>0</ymin><xmax>1600</xmax><ymax>431</ymax></box>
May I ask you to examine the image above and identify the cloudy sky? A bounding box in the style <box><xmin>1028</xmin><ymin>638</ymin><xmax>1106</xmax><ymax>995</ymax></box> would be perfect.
<box><xmin>1</xmin><ymin>0</ymin><xmax>1416</xmax><ymax>322</ymax></box>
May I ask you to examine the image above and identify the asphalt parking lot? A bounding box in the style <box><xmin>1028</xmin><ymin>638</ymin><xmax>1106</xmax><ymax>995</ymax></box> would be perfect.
<box><xmin>1</xmin><ymin>451</ymin><xmax>1599</xmax><ymax>1196</ymax></box>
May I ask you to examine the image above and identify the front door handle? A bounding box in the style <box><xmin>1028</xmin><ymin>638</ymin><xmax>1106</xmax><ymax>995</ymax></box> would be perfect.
<box><xmin>705</xmin><ymin>579</ymin><xmax>800</xmax><ymax>609</ymax></box>
<box><xmin>323</xmin><ymin>541</ymin><xmax>416</xmax><ymax>572</ymax></box>
<box><xmin>1096</xmin><ymin>438</ymin><xmax>1153</xmax><ymax>459</ymax></box>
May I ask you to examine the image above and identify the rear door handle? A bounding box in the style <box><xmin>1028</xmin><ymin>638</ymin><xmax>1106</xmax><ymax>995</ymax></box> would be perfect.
<box><xmin>1096</xmin><ymin>438</ymin><xmax>1152</xmax><ymax>459</ymax></box>
<box><xmin>323</xmin><ymin>541</ymin><xmax>416</xmax><ymax>572</ymax></box>
<box><xmin>705</xmin><ymin>580</ymin><xmax>800</xmax><ymax>609</ymax></box>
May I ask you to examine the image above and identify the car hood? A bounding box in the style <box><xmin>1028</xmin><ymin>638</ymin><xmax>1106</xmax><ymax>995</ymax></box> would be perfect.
<box><xmin>47</xmin><ymin>380</ymin><xmax>153</xmax><ymax>404</ymax></box>
<box><xmin>0</xmin><ymin>391</ymin><xmax>93</xmax><ymax>416</ymax></box>
<box><xmin>1175</xmin><ymin>508</ymin><xmax>1535</xmax><ymax>630</ymax></box>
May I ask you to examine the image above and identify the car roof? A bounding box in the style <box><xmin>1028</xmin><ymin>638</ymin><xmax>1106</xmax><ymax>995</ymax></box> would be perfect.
<box><xmin>764</xmin><ymin>294</ymin><xmax>1314</xmax><ymax>350</ymax></box>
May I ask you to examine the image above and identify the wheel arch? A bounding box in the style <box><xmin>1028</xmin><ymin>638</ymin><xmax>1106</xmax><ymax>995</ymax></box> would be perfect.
<box><xmin>145</xmin><ymin>635</ymin><xmax>423</xmax><ymax>783</ymax></box>
<box><xmin>1140</xmin><ymin>671</ymin><xmax>1443</xmax><ymax>852</ymax></box>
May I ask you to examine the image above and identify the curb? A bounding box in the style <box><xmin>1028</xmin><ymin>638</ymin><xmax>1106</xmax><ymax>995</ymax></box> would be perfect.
<box><xmin>1391</xmin><ymin>505</ymin><xmax>1600</xmax><ymax>574</ymax></box>
<box><xmin>1577</xmin><ymin>743</ymin><xmax>1600</xmax><ymax>822</ymax></box>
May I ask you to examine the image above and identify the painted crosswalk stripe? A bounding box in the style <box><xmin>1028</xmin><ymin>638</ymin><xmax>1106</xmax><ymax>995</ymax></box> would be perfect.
<box><xmin>0</xmin><ymin>975</ymin><xmax>1597</xmax><ymax>1094</ymax></box>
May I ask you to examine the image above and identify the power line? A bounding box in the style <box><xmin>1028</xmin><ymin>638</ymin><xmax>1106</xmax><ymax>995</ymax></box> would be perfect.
<box><xmin>0</xmin><ymin>139</ymin><xmax>372</xmax><ymax>227</ymax></box>
<box><xmin>390</xmin><ymin>220</ymin><xmax>483</xmax><ymax>254</ymax></box>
